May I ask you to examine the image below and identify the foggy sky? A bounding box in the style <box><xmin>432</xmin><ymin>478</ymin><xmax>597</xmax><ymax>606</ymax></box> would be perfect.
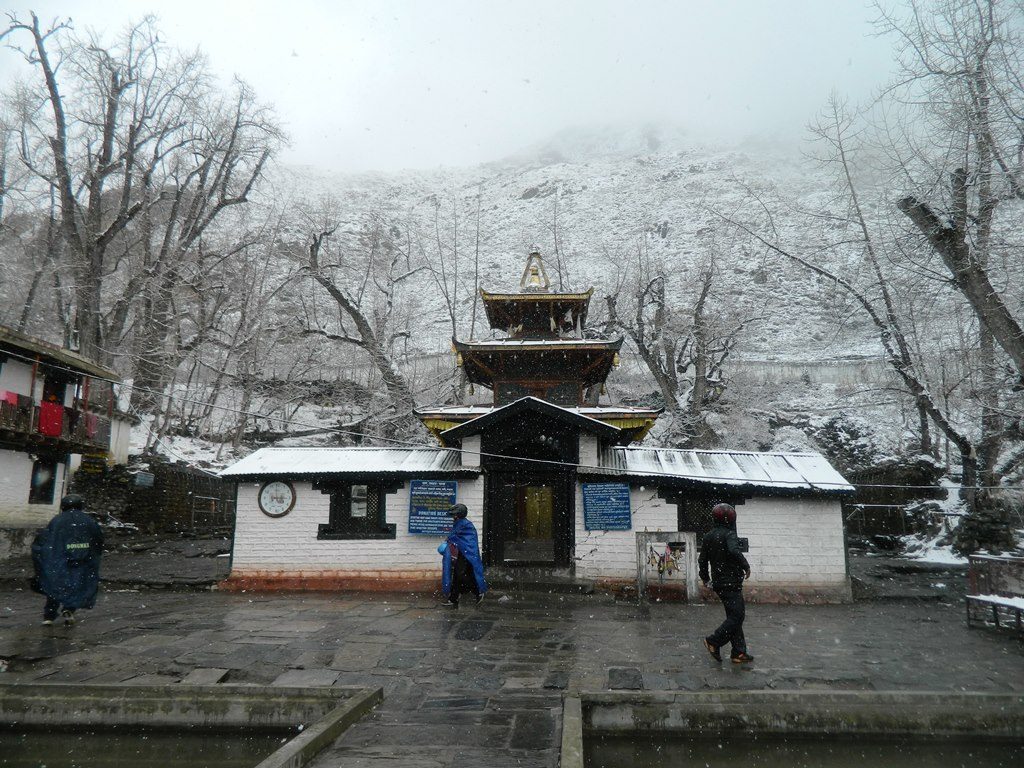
<box><xmin>2</xmin><ymin>1</ymin><xmax>897</xmax><ymax>172</ymax></box>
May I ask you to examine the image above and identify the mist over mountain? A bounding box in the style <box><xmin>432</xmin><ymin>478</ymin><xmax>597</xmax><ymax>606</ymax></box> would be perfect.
<box><xmin>266</xmin><ymin>123</ymin><xmax>880</xmax><ymax>364</ymax></box>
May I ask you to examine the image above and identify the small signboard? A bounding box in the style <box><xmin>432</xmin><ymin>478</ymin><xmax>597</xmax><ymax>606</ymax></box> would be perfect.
<box><xmin>408</xmin><ymin>480</ymin><xmax>457</xmax><ymax>536</ymax></box>
<box><xmin>80</xmin><ymin>454</ymin><xmax>108</xmax><ymax>474</ymax></box>
<box><xmin>582</xmin><ymin>482</ymin><xmax>631</xmax><ymax>531</ymax></box>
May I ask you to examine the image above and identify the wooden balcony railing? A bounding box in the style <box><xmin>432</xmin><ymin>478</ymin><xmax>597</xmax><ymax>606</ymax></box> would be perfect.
<box><xmin>0</xmin><ymin>399</ymin><xmax>112</xmax><ymax>454</ymax></box>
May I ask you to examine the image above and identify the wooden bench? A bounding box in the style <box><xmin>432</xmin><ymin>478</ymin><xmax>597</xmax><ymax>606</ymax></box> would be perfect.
<box><xmin>966</xmin><ymin>554</ymin><xmax>1024</xmax><ymax>636</ymax></box>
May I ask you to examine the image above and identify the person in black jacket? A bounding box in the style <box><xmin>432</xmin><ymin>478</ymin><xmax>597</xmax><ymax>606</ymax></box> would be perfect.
<box><xmin>31</xmin><ymin>494</ymin><xmax>104</xmax><ymax>626</ymax></box>
<box><xmin>698</xmin><ymin>503</ymin><xmax>753</xmax><ymax>663</ymax></box>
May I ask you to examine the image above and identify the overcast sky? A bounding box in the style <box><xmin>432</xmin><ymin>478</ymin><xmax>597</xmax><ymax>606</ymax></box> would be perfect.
<box><xmin>2</xmin><ymin>1</ymin><xmax>897</xmax><ymax>172</ymax></box>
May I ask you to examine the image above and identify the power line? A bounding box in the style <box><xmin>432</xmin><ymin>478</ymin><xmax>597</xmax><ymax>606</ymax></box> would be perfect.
<box><xmin>1</xmin><ymin>345</ymin><xmax>1020</xmax><ymax>492</ymax></box>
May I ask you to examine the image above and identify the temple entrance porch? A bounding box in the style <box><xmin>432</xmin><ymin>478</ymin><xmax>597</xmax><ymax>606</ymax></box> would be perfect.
<box><xmin>484</xmin><ymin>467</ymin><xmax>574</xmax><ymax>567</ymax></box>
<box><xmin>478</xmin><ymin>407</ymin><xmax>580</xmax><ymax>569</ymax></box>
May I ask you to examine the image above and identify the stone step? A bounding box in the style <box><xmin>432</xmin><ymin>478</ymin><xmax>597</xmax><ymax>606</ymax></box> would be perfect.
<box><xmin>487</xmin><ymin>568</ymin><xmax>595</xmax><ymax>595</ymax></box>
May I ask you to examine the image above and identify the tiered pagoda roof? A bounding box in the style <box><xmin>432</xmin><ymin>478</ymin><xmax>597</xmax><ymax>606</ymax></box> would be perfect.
<box><xmin>417</xmin><ymin>251</ymin><xmax>661</xmax><ymax>444</ymax></box>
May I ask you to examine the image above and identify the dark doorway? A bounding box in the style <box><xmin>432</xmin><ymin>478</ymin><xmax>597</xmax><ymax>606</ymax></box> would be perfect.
<box><xmin>480</xmin><ymin>412</ymin><xmax>579</xmax><ymax>568</ymax></box>
<box><xmin>486</xmin><ymin>468</ymin><xmax>573</xmax><ymax>565</ymax></box>
<box><xmin>41</xmin><ymin>373</ymin><xmax>68</xmax><ymax>405</ymax></box>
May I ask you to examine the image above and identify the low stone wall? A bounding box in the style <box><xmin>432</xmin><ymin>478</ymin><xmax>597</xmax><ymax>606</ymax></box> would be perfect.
<box><xmin>578</xmin><ymin>690</ymin><xmax>1024</xmax><ymax>737</ymax></box>
<box><xmin>0</xmin><ymin>682</ymin><xmax>382</xmax><ymax>768</ymax></box>
<box><xmin>70</xmin><ymin>460</ymin><xmax>236</xmax><ymax>533</ymax></box>
<box><xmin>0</xmin><ymin>527</ymin><xmax>36</xmax><ymax>559</ymax></box>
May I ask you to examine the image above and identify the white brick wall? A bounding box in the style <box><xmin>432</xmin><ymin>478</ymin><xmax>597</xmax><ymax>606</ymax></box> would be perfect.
<box><xmin>578</xmin><ymin>435</ymin><xmax>599</xmax><ymax>469</ymax></box>
<box><xmin>0</xmin><ymin>358</ymin><xmax>76</xmax><ymax>404</ymax></box>
<box><xmin>231</xmin><ymin>476</ymin><xmax>484</xmax><ymax>574</ymax></box>
<box><xmin>229</xmin><ymin>470</ymin><xmax>848</xmax><ymax>594</ymax></box>
<box><xmin>0</xmin><ymin>450</ymin><xmax>66</xmax><ymax>526</ymax></box>
<box><xmin>574</xmin><ymin>484</ymin><xmax>677</xmax><ymax>580</ymax></box>
<box><xmin>108</xmin><ymin>417</ymin><xmax>133</xmax><ymax>465</ymax></box>
<box><xmin>571</xmin><ymin>487</ymin><xmax>848</xmax><ymax>587</ymax></box>
<box><xmin>738</xmin><ymin>497</ymin><xmax>847</xmax><ymax>585</ymax></box>
<box><xmin>0</xmin><ymin>359</ymin><xmax>33</xmax><ymax>396</ymax></box>
<box><xmin>461</xmin><ymin>435</ymin><xmax>481</xmax><ymax>469</ymax></box>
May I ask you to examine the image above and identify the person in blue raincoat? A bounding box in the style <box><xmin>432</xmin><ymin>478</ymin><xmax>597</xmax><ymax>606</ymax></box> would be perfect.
<box><xmin>31</xmin><ymin>494</ymin><xmax>104</xmax><ymax>626</ymax></box>
<box><xmin>439</xmin><ymin>503</ymin><xmax>487</xmax><ymax>607</ymax></box>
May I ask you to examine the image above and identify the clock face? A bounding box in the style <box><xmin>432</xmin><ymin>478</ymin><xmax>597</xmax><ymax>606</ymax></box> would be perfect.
<box><xmin>258</xmin><ymin>480</ymin><xmax>295</xmax><ymax>517</ymax></box>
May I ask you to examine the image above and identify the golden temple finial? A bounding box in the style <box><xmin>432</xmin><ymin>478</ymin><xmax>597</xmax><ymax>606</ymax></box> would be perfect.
<box><xmin>520</xmin><ymin>251</ymin><xmax>551</xmax><ymax>293</ymax></box>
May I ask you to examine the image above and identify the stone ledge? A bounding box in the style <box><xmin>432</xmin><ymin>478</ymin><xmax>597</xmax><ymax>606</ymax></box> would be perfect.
<box><xmin>575</xmin><ymin>690</ymin><xmax>1024</xmax><ymax>737</ymax></box>
<box><xmin>0</xmin><ymin>682</ymin><xmax>381</xmax><ymax>768</ymax></box>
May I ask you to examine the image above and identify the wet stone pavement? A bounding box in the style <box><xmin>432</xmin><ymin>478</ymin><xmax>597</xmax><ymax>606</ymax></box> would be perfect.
<box><xmin>2</xmin><ymin>580</ymin><xmax>1024</xmax><ymax>768</ymax></box>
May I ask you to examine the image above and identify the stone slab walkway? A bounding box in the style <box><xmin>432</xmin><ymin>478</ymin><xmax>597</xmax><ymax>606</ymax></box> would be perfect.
<box><xmin>2</xmin><ymin>583</ymin><xmax>1023</xmax><ymax>767</ymax></box>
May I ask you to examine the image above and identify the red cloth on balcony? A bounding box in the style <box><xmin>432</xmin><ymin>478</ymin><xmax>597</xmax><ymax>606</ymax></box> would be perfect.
<box><xmin>1</xmin><ymin>390</ymin><xmax>18</xmax><ymax>407</ymax></box>
<box><xmin>38</xmin><ymin>401</ymin><xmax>64</xmax><ymax>437</ymax></box>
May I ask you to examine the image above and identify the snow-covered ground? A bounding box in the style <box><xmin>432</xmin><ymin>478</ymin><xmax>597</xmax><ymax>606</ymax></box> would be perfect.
<box><xmin>129</xmin><ymin>415</ymin><xmax>245</xmax><ymax>471</ymax></box>
<box><xmin>901</xmin><ymin>479</ymin><xmax>968</xmax><ymax>565</ymax></box>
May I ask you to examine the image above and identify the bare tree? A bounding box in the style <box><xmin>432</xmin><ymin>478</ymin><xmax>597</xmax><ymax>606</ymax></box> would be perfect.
<box><xmin>718</xmin><ymin>190</ymin><xmax>986</xmax><ymax>490</ymax></box>
<box><xmin>605</xmin><ymin>236</ymin><xmax>757</xmax><ymax>446</ymax></box>
<box><xmin>879</xmin><ymin>0</ymin><xmax>1024</xmax><ymax>380</ymax></box>
<box><xmin>2</xmin><ymin>14</ymin><xmax>283</xmax><ymax>371</ymax></box>
<box><xmin>301</xmin><ymin>212</ymin><xmax>425</xmax><ymax>435</ymax></box>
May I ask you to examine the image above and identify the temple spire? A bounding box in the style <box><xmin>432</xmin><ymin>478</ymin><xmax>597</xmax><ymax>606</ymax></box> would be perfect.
<box><xmin>519</xmin><ymin>252</ymin><xmax>551</xmax><ymax>293</ymax></box>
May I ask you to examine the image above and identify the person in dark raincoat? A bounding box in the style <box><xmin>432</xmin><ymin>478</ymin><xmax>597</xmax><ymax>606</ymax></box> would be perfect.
<box><xmin>699</xmin><ymin>503</ymin><xmax>754</xmax><ymax>663</ymax></box>
<box><xmin>31</xmin><ymin>494</ymin><xmax>104</xmax><ymax>626</ymax></box>
<box><xmin>440</xmin><ymin>503</ymin><xmax>487</xmax><ymax>607</ymax></box>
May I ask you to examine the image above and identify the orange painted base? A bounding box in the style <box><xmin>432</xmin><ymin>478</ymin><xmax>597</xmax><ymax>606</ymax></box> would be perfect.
<box><xmin>220</xmin><ymin>570</ymin><xmax>852</xmax><ymax>604</ymax></box>
<box><xmin>696</xmin><ymin>582</ymin><xmax>853</xmax><ymax>604</ymax></box>
<box><xmin>220</xmin><ymin>569</ymin><xmax>440</xmax><ymax>593</ymax></box>
<box><xmin>643</xmin><ymin>583</ymin><xmax>689</xmax><ymax>602</ymax></box>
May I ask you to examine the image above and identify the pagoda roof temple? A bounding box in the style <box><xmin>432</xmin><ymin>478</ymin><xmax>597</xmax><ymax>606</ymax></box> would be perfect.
<box><xmin>223</xmin><ymin>250</ymin><xmax>854</xmax><ymax>599</ymax></box>
<box><xmin>417</xmin><ymin>251</ymin><xmax>660</xmax><ymax>442</ymax></box>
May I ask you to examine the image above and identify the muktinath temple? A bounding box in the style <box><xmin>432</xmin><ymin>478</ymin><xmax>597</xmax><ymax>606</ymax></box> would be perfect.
<box><xmin>221</xmin><ymin>253</ymin><xmax>853</xmax><ymax>602</ymax></box>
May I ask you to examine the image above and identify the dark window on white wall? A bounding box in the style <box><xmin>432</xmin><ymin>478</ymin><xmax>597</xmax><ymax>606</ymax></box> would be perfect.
<box><xmin>677</xmin><ymin>498</ymin><xmax>714</xmax><ymax>547</ymax></box>
<box><xmin>29</xmin><ymin>459</ymin><xmax>57</xmax><ymax>504</ymax></box>
<box><xmin>317</xmin><ymin>483</ymin><xmax>396</xmax><ymax>540</ymax></box>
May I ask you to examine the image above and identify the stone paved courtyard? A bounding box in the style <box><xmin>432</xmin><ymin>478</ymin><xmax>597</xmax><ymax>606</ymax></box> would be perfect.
<box><xmin>2</xmin><ymin>583</ymin><xmax>1023</xmax><ymax>767</ymax></box>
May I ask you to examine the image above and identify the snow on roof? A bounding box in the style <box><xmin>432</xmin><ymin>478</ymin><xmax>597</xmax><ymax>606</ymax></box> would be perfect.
<box><xmin>578</xmin><ymin>405</ymin><xmax>662</xmax><ymax>415</ymax></box>
<box><xmin>457</xmin><ymin>338</ymin><xmax>617</xmax><ymax>348</ymax></box>
<box><xmin>418</xmin><ymin>403</ymin><xmax>661</xmax><ymax>418</ymax></box>
<box><xmin>440</xmin><ymin>396</ymin><xmax>620</xmax><ymax>441</ymax></box>
<box><xmin>593</xmin><ymin>447</ymin><xmax>854</xmax><ymax>493</ymax></box>
<box><xmin>220</xmin><ymin>447</ymin><xmax>470</xmax><ymax>478</ymax></box>
<box><xmin>0</xmin><ymin>324</ymin><xmax>120</xmax><ymax>381</ymax></box>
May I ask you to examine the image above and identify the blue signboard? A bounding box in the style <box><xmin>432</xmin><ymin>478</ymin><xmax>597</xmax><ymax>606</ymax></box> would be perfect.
<box><xmin>582</xmin><ymin>483</ymin><xmax>632</xmax><ymax>531</ymax></box>
<box><xmin>408</xmin><ymin>480</ymin><xmax>457</xmax><ymax>536</ymax></box>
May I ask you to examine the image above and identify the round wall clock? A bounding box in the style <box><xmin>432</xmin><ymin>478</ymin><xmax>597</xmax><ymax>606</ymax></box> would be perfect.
<box><xmin>258</xmin><ymin>480</ymin><xmax>296</xmax><ymax>517</ymax></box>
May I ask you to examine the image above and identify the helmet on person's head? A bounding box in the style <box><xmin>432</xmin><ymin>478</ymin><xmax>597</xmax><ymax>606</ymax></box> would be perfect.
<box><xmin>447</xmin><ymin>503</ymin><xmax>468</xmax><ymax>519</ymax></box>
<box><xmin>712</xmin><ymin>503</ymin><xmax>736</xmax><ymax>525</ymax></box>
<box><xmin>60</xmin><ymin>494</ymin><xmax>86</xmax><ymax>512</ymax></box>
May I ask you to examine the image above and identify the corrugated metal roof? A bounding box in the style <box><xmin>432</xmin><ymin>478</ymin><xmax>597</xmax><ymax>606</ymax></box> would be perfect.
<box><xmin>220</xmin><ymin>444</ymin><xmax>851</xmax><ymax>494</ymax></box>
<box><xmin>0</xmin><ymin>325</ymin><xmax>120</xmax><ymax>381</ymax></box>
<box><xmin>594</xmin><ymin>447</ymin><xmax>853</xmax><ymax>493</ymax></box>
<box><xmin>220</xmin><ymin>447</ymin><xmax>470</xmax><ymax>477</ymax></box>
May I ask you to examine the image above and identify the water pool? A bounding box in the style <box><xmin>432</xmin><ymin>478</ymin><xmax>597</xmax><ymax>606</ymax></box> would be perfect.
<box><xmin>1</xmin><ymin>728</ymin><xmax>288</xmax><ymax>768</ymax></box>
<box><xmin>585</xmin><ymin>733</ymin><xmax>1024</xmax><ymax>768</ymax></box>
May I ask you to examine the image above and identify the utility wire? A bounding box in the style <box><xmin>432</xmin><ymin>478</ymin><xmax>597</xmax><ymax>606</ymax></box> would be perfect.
<box><xmin>1</xmin><ymin>346</ymin><xmax>1019</xmax><ymax>492</ymax></box>
<box><xmin>124</xmin><ymin>400</ymin><xmax>220</xmax><ymax>478</ymax></box>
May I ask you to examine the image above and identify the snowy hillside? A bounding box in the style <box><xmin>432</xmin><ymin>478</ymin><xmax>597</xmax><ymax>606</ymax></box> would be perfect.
<box><xmin>262</xmin><ymin>124</ymin><xmax>883</xmax><ymax>364</ymax></box>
